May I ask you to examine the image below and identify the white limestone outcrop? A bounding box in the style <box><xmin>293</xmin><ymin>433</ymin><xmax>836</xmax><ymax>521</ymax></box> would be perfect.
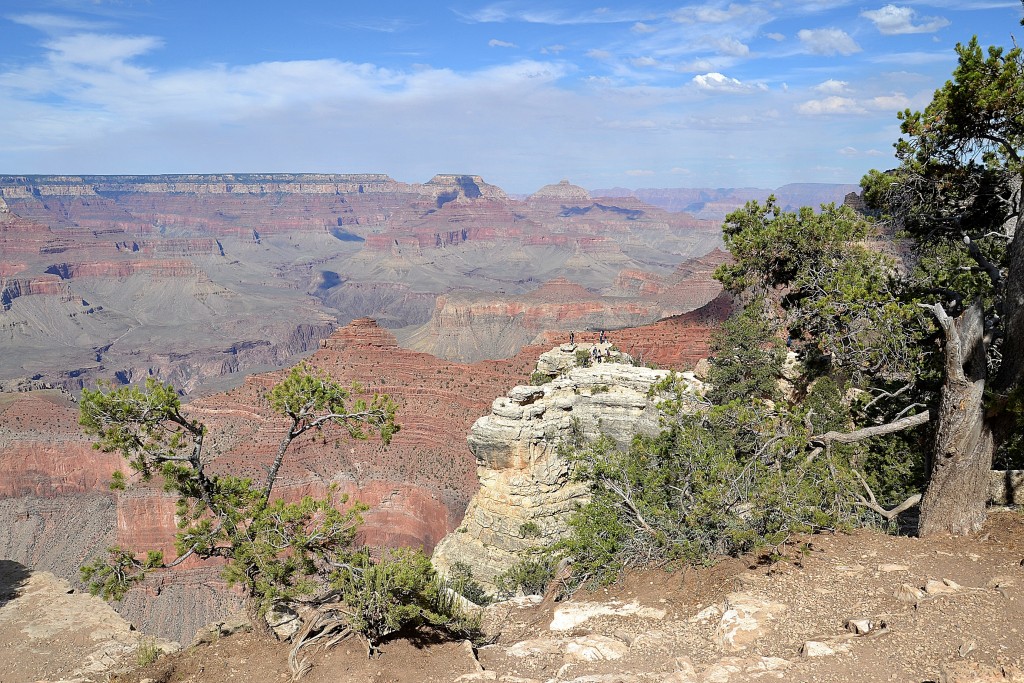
<box><xmin>432</xmin><ymin>345</ymin><xmax>704</xmax><ymax>588</ymax></box>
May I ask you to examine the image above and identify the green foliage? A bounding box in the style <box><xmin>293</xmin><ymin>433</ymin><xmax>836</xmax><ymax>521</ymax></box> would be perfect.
<box><xmin>530</xmin><ymin>371</ymin><xmax>554</xmax><ymax>386</ymax></box>
<box><xmin>136</xmin><ymin>637</ymin><xmax>162</xmax><ymax>667</ymax></box>
<box><xmin>493</xmin><ymin>556</ymin><xmax>557</xmax><ymax>599</ymax></box>
<box><xmin>268</xmin><ymin>363</ymin><xmax>399</xmax><ymax>446</ymax></box>
<box><xmin>81</xmin><ymin>546</ymin><xmax>163</xmax><ymax>601</ymax></box>
<box><xmin>706</xmin><ymin>299</ymin><xmax>784</xmax><ymax>404</ymax></box>
<box><xmin>447</xmin><ymin>561</ymin><xmax>492</xmax><ymax>606</ymax></box>
<box><xmin>109</xmin><ymin>470</ymin><xmax>126</xmax><ymax>491</ymax></box>
<box><xmin>575</xmin><ymin>348</ymin><xmax>592</xmax><ymax>368</ymax></box>
<box><xmin>518</xmin><ymin>521</ymin><xmax>541</xmax><ymax>538</ymax></box>
<box><xmin>332</xmin><ymin>548</ymin><xmax>481</xmax><ymax>654</ymax></box>
<box><xmin>78</xmin><ymin>365</ymin><xmax>402</xmax><ymax>639</ymax></box>
<box><xmin>554</xmin><ymin>396</ymin><xmax>867</xmax><ymax>591</ymax></box>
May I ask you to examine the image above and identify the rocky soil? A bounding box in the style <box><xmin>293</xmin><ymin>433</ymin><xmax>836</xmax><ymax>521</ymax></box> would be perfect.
<box><xmin>12</xmin><ymin>509</ymin><xmax>1019</xmax><ymax>683</ymax></box>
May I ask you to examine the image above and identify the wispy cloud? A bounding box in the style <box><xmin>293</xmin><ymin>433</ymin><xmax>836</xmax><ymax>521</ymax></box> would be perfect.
<box><xmin>464</xmin><ymin>5</ymin><xmax>649</xmax><ymax>25</ymax></box>
<box><xmin>797</xmin><ymin>28</ymin><xmax>861</xmax><ymax>55</ymax></box>
<box><xmin>489</xmin><ymin>39</ymin><xmax>517</xmax><ymax>48</ymax></box>
<box><xmin>796</xmin><ymin>96</ymin><xmax>866</xmax><ymax>115</ymax></box>
<box><xmin>8</xmin><ymin>12</ymin><xmax>111</xmax><ymax>34</ymax></box>
<box><xmin>861</xmin><ymin>5</ymin><xmax>949</xmax><ymax>35</ymax></box>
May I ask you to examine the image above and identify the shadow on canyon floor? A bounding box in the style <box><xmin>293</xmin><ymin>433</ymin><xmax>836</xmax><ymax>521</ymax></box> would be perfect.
<box><xmin>0</xmin><ymin>560</ymin><xmax>31</xmax><ymax>608</ymax></box>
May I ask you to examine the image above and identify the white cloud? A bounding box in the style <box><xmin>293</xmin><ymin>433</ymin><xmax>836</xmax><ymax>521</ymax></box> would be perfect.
<box><xmin>867</xmin><ymin>93</ymin><xmax>911</xmax><ymax>110</ymax></box>
<box><xmin>796</xmin><ymin>96</ymin><xmax>866</xmax><ymax>115</ymax></box>
<box><xmin>797</xmin><ymin>28</ymin><xmax>861</xmax><ymax>56</ymax></box>
<box><xmin>632</xmin><ymin>22</ymin><xmax>656</xmax><ymax>33</ymax></box>
<box><xmin>586</xmin><ymin>49</ymin><xmax>612</xmax><ymax>59</ymax></box>
<box><xmin>625</xmin><ymin>169</ymin><xmax>655</xmax><ymax>176</ymax></box>
<box><xmin>692</xmin><ymin>72</ymin><xmax>767</xmax><ymax>93</ymax></box>
<box><xmin>764</xmin><ymin>31</ymin><xmax>785</xmax><ymax>41</ymax></box>
<box><xmin>631</xmin><ymin>56</ymin><xmax>660</xmax><ymax>67</ymax></box>
<box><xmin>467</xmin><ymin>5</ymin><xmax>647</xmax><ymax>25</ymax></box>
<box><xmin>540</xmin><ymin>44</ymin><xmax>566</xmax><ymax>54</ymax></box>
<box><xmin>489</xmin><ymin>39</ymin><xmax>517</xmax><ymax>48</ymax></box>
<box><xmin>673</xmin><ymin>4</ymin><xmax>747</xmax><ymax>23</ymax></box>
<box><xmin>861</xmin><ymin>5</ymin><xmax>949</xmax><ymax>35</ymax></box>
<box><xmin>814</xmin><ymin>79</ymin><xmax>849</xmax><ymax>94</ymax></box>
<box><xmin>44</xmin><ymin>33</ymin><xmax>164</xmax><ymax>67</ymax></box>
<box><xmin>839</xmin><ymin>146</ymin><xmax>885</xmax><ymax>156</ymax></box>
<box><xmin>715</xmin><ymin>37</ymin><xmax>750</xmax><ymax>57</ymax></box>
<box><xmin>8</xmin><ymin>13</ymin><xmax>111</xmax><ymax>33</ymax></box>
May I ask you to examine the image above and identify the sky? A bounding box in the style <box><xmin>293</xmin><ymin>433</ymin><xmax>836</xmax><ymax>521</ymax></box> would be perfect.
<box><xmin>0</xmin><ymin>1</ymin><xmax>1020</xmax><ymax>194</ymax></box>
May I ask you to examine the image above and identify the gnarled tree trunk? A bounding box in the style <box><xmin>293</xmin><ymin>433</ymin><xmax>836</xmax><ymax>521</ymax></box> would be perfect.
<box><xmin>918</xmin><ymin>302</ymin><xmax>994</xmax><ymax>536</ymax></box>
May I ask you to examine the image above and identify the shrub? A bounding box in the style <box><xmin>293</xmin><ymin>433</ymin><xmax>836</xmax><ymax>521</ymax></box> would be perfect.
<box><xmin>136</xmin><ymin>637</ymin><xmax>162</xmax><ymax>667</ymax></box>
<box><xmin>447</xmin><ymin>561</ymin><xmax>492</xmax><ymax>606</ymax></box>
<box><xmin>530</xmin><ymin>371</ymin><xmax>554</xmax><ymax>386</ymax></box>
<box><xmin>494</xmin><ymin>556</ymin><xmax>556</xmax><ymax>599</ymax></box>
<box><xmin>332</xmin><ymin>548</ymin><xmax>481</xmax><ymax>655</ymax></box>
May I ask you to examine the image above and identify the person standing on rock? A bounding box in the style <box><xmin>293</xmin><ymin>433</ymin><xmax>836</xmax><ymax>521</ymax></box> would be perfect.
<box><xmin>569</xmin><ymin>330</ymin><xmax>575</xmax><ymax>346</ymax></box>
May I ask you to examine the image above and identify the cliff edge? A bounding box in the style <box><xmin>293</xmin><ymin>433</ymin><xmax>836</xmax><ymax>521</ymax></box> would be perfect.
<box><xmin>432</xmin><ymin>344</ymin><xmax>704</xmax><ymax>587</ymax></box>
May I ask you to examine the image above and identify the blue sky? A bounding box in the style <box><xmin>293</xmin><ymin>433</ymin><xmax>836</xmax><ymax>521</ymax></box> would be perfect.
<box><xmin>0</xmin><ymin>1</ymin><xmax>1019</xmax><ymax>193</ymax></box>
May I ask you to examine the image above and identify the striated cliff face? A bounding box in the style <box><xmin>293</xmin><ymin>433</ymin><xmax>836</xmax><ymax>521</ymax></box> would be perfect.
<box><xmin>405</xmin><ymin>249</ymin><xmax>728</xmax><ymax>363</ymax></box>
<box><xmin>0</xmin><ymin>173</ymin><xmax>723</xmax><ymax>393</ymax></box>
<box><xmin>432</xmin><ymin>345</ymin><xmax>705</xmax><ymax>587</ymax></box>
<box><xmin>0</xmin><ymin>319</ymin><xmax>541</xmax><ymax>642</ymax></box>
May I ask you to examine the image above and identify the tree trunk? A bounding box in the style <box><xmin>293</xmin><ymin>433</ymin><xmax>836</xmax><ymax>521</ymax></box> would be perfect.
<box><xmin>245</xmin><ymin>595</ymin><xmax>277</xmax><ymax>640</ymax></box>
<box><xmin>996</xmin><ymin>205</ymin><xmax>1024</xmax><ymax>392</ymax></box>
<box><xmin>918</xmin><ymin>302</ymin><xmax>994</xmax><ymax>536</ymax></box>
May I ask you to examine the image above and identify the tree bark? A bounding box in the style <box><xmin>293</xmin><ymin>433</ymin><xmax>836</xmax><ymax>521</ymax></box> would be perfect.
<box><xmin>996</xmin><ymin>202</ymin><xmax>1024</xmax><ymax>392</ymax></box>
<box><xmin>918</xmin><ymin>302</ymin><xmax>994</xmax><ymax>536</ymax></box>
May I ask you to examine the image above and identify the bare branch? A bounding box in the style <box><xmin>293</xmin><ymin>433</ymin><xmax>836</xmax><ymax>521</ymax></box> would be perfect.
<box><xmin>852</xmin><ymin>470</ymin><xmax>922</xmax><ymax>521</ymax></box>
<box><xmin>811</xmin><ymin>411</ymin><xmax>930</xmax><ymax>446</ymax></box>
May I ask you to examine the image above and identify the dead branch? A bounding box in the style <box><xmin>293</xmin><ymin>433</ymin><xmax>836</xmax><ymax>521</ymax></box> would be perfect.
<box><xmin>810</xmin><ymin>410</ymin><xmax>929</xmax><ymax>446</ymax></box>
<box><xmin>851</xmin><ymin>470</ymin><xmax>922</xmax><ymax>521</ymax></box>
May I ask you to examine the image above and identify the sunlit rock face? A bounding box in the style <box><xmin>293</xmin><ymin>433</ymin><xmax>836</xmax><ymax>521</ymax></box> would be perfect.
<box><xmin>432</xmin><ymin>348</ymin><xmax>706</xmax><ymax>588</ymax></box>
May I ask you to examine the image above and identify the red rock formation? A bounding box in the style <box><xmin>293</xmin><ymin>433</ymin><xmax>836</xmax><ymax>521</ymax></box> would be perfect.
<box><xmin>534</xmin><ymin>291</ymin><xmax>734</xmax><ymax>370</ymax></box>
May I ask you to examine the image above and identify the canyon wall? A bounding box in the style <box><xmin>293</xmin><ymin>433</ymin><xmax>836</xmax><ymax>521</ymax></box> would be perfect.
<box><xmin>0</xmin><ymin>173</ymin><xmax>723</xmax><ymax>394</ymax></box>
<box><xmin>432</xmin><ymin>345</ymin><xmax>707</xmax><ymax>588</ymax></box>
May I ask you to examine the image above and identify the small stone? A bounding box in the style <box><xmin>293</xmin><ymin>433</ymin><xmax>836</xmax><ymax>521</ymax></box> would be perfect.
<box><xmin>877</xmin><ymin>563</ymin><xmax>910</xmax><ymax>573</ymax></box>
<box><xmin>924</xmin><ymin>579</ymin><xmax>958</xmax><ymax>595</ymax></box>
<box><xmin>801</xmin><ymin>641</ymin><xmax>837</xmax><ymax>657</ymax></box>
<box><xmin>895</xmin><ymin>583</ymin><xmax>925</xmax><ymax>604</ymax></box>
<box><xmin>846</xmin><ymin>619</ymin><xmax>874</xmax><ymax>635</ymax></box>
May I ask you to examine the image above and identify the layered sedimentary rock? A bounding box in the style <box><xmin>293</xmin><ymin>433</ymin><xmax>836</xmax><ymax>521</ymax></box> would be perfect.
<box><xmin>432</xmin><ymin>346</ymin><xmax>705</xmax><ymax>587</ymax></box>
<box><xmin>406</xmin><ymin>249</ymin><xmax>728</xmax><ymax>363</ymax></box>
<box><xmin>0</xmin><ymin>173</ymin><xmax>723</xmax><ymax>393</ymax></box>
<box><xmin>0</xmin><ymin>319</ymin><xmax>541</xmax><ymax>642</ymax></box>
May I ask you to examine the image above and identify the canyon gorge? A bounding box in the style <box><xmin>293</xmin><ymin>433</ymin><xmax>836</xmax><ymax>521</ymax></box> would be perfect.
<box><xmin>0</xmin><ymin>173</ymin><xmax>853</xmax><ymax>645</ymax></box>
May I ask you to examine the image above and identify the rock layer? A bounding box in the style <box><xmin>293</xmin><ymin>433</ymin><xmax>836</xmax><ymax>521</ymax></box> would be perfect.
<box><xmin>432</xmin><ymin>346</ymin><xmax>704</xmax><ymax>587</ymax></box>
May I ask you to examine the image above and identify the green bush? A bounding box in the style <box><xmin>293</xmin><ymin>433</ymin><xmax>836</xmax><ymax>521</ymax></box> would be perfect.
<box><xmin>136</xmin><ymin>637</ymin><xmax>162</xmax><ymax>667</ymax></box>
<box><xmin>530</xmin><ymin>371</ymin><xmax>554</xmax><ymax>386</ymax></box>
<box><xmin>332</xmin><ymin>548</ymin><xmax>481</xmax><ymax>655</ymax></box>
<box><xmin>494</xmin><ymin>556</ymin><xmax>556</xmax><ymax>599</ymax></box>
<box><xmin>518</xmin><ymin>521</ymin><xmax>541</xmax><ymax>538</ymax></box>
<box><xmin>447</xmin><ymin>561</ymin><xmax>492</xmax><ymax>606</ymax></box>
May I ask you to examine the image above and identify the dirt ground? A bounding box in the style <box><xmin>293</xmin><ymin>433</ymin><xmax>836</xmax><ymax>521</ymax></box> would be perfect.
<box><xmin>7</xmin><ymin>509</ymin><xmax>1023</xmax><ymax>683</ymax></box>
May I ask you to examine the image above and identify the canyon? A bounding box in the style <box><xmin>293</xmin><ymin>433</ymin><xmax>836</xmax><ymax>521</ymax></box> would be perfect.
<box><xmin>0</xmin><ymin>174</ymin><xmax>851</xmax><ymax>394</ymax></box>
<box><xmin>0</xmin><ymin>300</ymin><xmax>727</xmax><ymax>644</ymax></box>
<box><xmin>0</xmin><ymin>172</ymin><xmax>850</xmax><ymax>650</ymax></box>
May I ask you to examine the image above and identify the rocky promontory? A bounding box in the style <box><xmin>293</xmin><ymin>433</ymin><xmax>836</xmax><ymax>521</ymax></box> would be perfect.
<box><xmin>432</xmin><ymin>345</ymin><xmax>705</xmax><ymax>587</ymax></box>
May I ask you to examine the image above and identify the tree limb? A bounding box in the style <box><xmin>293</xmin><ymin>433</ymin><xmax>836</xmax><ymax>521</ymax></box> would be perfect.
<box><xmin>810</xmin><ymin>410</ymin><xmax>930</xmax><ymax>446</ymax></box>
<box><xmin>852</xmin><ymin>469</ymin><xmax>922</xmax><ymax>521</ymax></box>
